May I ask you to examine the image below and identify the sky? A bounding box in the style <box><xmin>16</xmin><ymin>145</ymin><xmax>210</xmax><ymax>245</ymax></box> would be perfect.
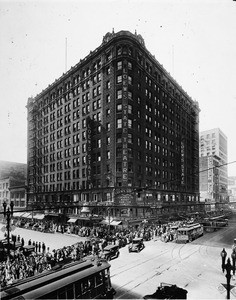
<box><xmin>0</xmin><ymin>0</ymin><xmax>236</xmax><ymax>175</ymax></box>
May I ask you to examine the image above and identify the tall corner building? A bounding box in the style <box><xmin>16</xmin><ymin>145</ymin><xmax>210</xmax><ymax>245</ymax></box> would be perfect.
<box><xmin>199</xmin><ymin>128</ymin><xmax>228</xmax><ymax>206</ymax></box>
<box><xmin>26</xmin><ymin>30</ymin><xmax>200</xmax><ymax>218</ymax></box>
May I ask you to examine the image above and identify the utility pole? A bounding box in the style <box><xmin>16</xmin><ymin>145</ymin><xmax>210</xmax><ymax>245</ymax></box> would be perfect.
<box><xmin>3</xmin><ymin>201</ymin><xmax>14</xmax><ymax>257</ymax></box>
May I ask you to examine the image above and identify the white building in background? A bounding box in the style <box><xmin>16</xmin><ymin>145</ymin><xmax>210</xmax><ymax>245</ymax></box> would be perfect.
<box><xmin>228</xmin><ymin>176</ymin><xmax>236</xmax><ymax>203</ymax></box>
<box><xmin>0</xmin><ymin>178</ymin><xmax>10</xmax><ymax>208</ymax></box>
<box><xmin>200</xmin><ymin>128</ymin><xmax>228</xmax><ymax>204</ymax></box>
<box><xmin>0</xmin><ymin>177</ymin><xmax>27</xmax><ymax>211</ymax></box>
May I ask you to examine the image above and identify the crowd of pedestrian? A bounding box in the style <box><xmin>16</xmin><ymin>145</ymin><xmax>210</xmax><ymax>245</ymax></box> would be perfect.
<box><xmin>0</xmin><ymin>222</ymin><xmax>158</xmax><ymax>289</ymax></box>
<box><xmin>0</xmin><ymin>216</ymin><xmax>200</xmax><ymax>289</ymax></box>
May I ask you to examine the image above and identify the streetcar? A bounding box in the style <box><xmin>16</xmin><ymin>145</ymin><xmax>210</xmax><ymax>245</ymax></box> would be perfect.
<box><xmin>201</xmin><ymin>215</ymin><xmax>228</xmax><ymax>231</ymax></box>
<box><xmin>176</xmin><ymin>223</ymin><xmax>203</xmax><ymax>243</ymax></box>
<box><xmin>208</xmin><ymin>215</ymin><xmax>228</xmax><ymax>227</ymax></box>
<box><xmin>0</xmin><ymin>259</ymin><xmax>115</xmax><ymax>299</ymax></box>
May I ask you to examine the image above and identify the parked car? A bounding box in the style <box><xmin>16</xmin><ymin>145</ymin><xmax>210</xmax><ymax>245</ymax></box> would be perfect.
<box><xmin>22</xmin><ymin>245</ymin><xmax>35</xmax><ymax>256</ymax></box>
<box><xmin>143</xmin><ymin>283</ymin><xmax>188</xmax><ymax>299</ymax></box>
<box><xmin>128</xmin><ymin>238</ymin><xmax>145</xmax><ymax>252</ymax></box>
<box><xmin>103</xmin><ymin>245</ymin><xmax>120</xmax><ymax>261</ymax></box>
<box><xmin>32</xmin><ymin>223</ymin><xmax>44</xmax><ymax>232</ymax></box>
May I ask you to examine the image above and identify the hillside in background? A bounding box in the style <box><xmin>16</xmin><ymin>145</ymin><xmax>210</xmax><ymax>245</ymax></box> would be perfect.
<box><xmin>0</xmin><ymin>160</ymin><xmax>26</xmax><ymax>180</ymax></box>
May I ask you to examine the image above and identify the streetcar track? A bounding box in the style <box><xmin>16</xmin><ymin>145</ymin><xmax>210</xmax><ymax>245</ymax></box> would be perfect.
<box><xmin>110</xmin><ymin>246</ymin><xmax>171</xmax><ymax>277</ymax></box>
<box><xmin>113</xmin><ymin>229</ymin><xmax>233</xmax><ymax>299</ymax></box>
<box><xmin>113</xmin><ymin>242</ymin><xmax>199</xmax><ymax>298</ymax></box>
<box><xmin>198</xmin><ymin>243</ymin><xmax>220</xmax><ymax>272</ymax></box>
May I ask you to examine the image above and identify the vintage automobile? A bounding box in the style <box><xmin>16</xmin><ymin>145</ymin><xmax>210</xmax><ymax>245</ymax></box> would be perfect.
<box><xmin>32</xmin><ymin>223</ymin><xmax>44</xmax><ymax>232</ymax></box>
<box><xmin>103</xmin><ymin>245</ymin><xmax>120</xmax><ymax>261</ymax></box>
<box><xmin>22</xmin><ymin>245</ymin><xmax>35</xmax><ymax>256</ymax></box>
<box><xmin>143</xmin><ymin>283</ymin><xmax>188</xmax><ymax>299</ymax></box>
<box><xmin>128</xmin><ymin>238</ymin><xmax>145</xmax><ymax>252</ymax></box>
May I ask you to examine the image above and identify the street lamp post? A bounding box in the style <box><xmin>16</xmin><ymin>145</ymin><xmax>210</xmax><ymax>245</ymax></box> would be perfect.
<box><xmin>3</xmin><ymin>200</ymin><xmax>14</xmax><ymax>257</ymax></box>
<box><xmin>225</xmin><ymin>258</ymin><xmax>233</xmax><ymax>299</ymax></box>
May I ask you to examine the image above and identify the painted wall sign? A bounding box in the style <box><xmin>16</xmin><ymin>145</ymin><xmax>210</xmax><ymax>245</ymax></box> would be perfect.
<box><xmin>181</xmin><ymin>140</ymin><xmax>185</xmax><ymax>185</ymax></box>
<box><xmin>122</xmin><ymin>61</ymin><xmax>128</xmax><ymax>185</ymax></box>
<box><xmin>86</xmin><ymin>118</ymin><xmax>92</xmax><ymax>186</ymax></box>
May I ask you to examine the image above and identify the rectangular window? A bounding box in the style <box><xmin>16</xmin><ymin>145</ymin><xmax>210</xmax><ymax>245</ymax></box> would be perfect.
<box><xmin>117</xmin><ymin>75</ymin><xmax>122</xmax><ymax>84</ymax></box>
<box><xmin>117</xmin><ymin>90</ymin><xmax>122</xmax><ymax>99</ymax></box>
<box><xmin>117</xmin><ymin>119</ymin><xmax>122</xmax><ymax>128</ymax></box>
<box><xmin>128</xmin><ymin>62</ymin><xmax>132</xmax><ymax>70</ymax></box>
<box><xmin>117</xmin><ymin>104</ymin><xmax>122</xmax><ymax>111</ymax></box>
<box><xmin>128</xmin><ymin>104</ymin><xmax>132</xmax><ymax>114</ymax></box>
<box><xmin>128</xmin><ymin>76</ymin><xmax>133</xmax><ymax>85</ymax></box>
<box><xmin>128</xmin><ymin>91</ymin><xmax>133</xmax><ymax>99</ymax></box>
<box><xmin>117</xmin><ymin>61</ymin><xmax>122</xmax><ymax>70</ymax></box>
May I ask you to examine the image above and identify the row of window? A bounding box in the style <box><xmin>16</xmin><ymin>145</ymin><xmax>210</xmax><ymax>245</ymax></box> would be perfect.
<box><xmin>39</xmin><ymin>163</ymin><xmax>182</xmax><ymax>184</ymax></box>
<box><xmin>35</xmin><ymin>174</ymin><xmax>195</xmax><ymax>193</ymax></box>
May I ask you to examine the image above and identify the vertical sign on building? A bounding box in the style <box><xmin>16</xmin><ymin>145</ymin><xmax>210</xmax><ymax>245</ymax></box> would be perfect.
<box><xmin>181</xmin><ymin>140</ymin><xmax>185</xmax><ymax>185</ymax></box>
<box><xmin>86</xmin><ymin>117</ymin><xmax>92</xmax><ymax>188</ymax></box>
<box><xmin>122</xmin><ymin>60</ymin><xmax>128</xmax><ymax>186</ymax></box>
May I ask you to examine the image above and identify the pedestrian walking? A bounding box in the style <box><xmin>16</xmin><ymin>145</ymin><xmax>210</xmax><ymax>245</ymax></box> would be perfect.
<box><xmin>21</xmin><ymin>237</ymin><xmax>24</xmax><ymax>247</ymax></box>
<box><xmin>38</xmin><ymin>242</ymin><xmax>41</xmax><ymax>253</ymax></box>
<box><xmin>42</xmin><ymin>242</ymin><xmax>46</xmax><ymax>253</ymax></box>
<box><xmin>28</xmin><ymin>239</ymin><xmax>32</xmax><ymax>245</ymax></box>
<box><xmin>17</xmin><ymin>235</ymin><xmax>20</xmax><ymax>242</ymax></box>
<box><xmin>221</xmin><ymin>248</ymin><xmax>227</xmax><ymax>273</ymax></box>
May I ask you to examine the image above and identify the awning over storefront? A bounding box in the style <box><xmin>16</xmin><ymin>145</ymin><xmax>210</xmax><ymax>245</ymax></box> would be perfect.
<box><xmin>13</xmin><ymin>212</ymin><xmax>25</xmax><ymax>217</ymax></box>
<box><xmin>110</xmin><ymin>220</ymin><xmax>122</xmax><ymax>226</ymax></box>
<box><xmin>21</xmin><ymin>212</ymin><xmax>32</xmax><ymax>219</ymax></box>
<box><xmin>44</xmin><ymin>213</ymin><xmax>59</xmax><ymax>217</ymax></box>
<box><xmin>33</xmin><ymin>214</ymin><xmax>45</xmax><ymax>220</ymax></box>
<box><xmin>67</xmin><ymin>218</ymin><xmax>78</xmax><ymax>223</ymax></box>
<box><xmin>76</xmin><ymin>217</ymin><xmax>91</xmax><ymax>221</ymax></box>
<box><xmin>100</xmin><ymin>219</ymin><xmax>109</xmax><ymax>225</ymax></box>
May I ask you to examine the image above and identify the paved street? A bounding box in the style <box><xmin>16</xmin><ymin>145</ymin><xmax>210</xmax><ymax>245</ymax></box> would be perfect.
<box><xmin>110</xmin><ymin>239</ymin><xmax>235</xmax><ymax>299</ymax></box>
<box><xmin>1</xmin><ymin>221</ymin><xmax>236</xmax><ymax>299</ymax></box>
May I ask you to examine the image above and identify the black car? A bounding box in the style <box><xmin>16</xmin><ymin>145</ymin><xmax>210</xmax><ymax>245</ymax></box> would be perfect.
<box><xmin>22</xmin><ymin>245</ymin><xmax>35</xmax><ymax>256</ymax></box>
<box><xmin>143</xmin><ymin>283</ymin><xmax>188</xmax><ymax>299</ymax></box>
<box><xmin>128</xmin><ymin>238</ymin><xmax>145</xmax><ymax>252</ymax></box>
<box><xmin>103</xmin><ymin>245</ymin><xmax>120</xmax><ymax>261</ymax></box>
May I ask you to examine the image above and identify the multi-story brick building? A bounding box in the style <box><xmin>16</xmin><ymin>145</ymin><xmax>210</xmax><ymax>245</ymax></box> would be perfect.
<box><xmin>199</xmin><ymin>155</ymin><xmax>221</xmax><ymax>211</ymax></box>
<box><xmin>199</xmin><ymin>128</ymin><xmax>228</xmax><ymax>205</ymax></box>
<box><xmin>27</xmin><ymin>30</ymin><xmax>200</xmax><ymax>221</ymax></box>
